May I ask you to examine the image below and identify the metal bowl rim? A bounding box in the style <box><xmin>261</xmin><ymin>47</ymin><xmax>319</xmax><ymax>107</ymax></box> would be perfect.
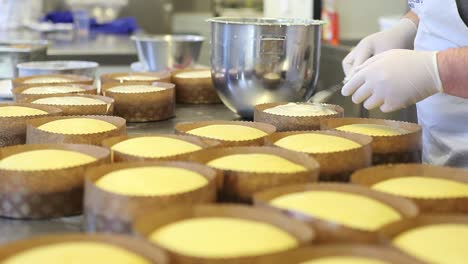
<box><xmin>207</xmin><ymin>17</ymin><xmax>326</xmax><ymax>26</ymax></box>
<box><xmin>131</xmin><ymin>34</ymin><xmax>205</xmax><ymax>43</ymax></box>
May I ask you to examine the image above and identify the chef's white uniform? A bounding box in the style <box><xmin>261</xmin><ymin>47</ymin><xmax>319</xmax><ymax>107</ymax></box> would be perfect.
<box><xmin>412</xmin><ymin>0</ymin><xmax>468</xmax><ymax>167</ymax></box>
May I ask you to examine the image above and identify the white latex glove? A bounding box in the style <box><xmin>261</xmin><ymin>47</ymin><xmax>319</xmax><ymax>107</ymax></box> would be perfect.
<box><xmin>342</xmin><ymin>18</ymin><xmax>417</xmax><ymax>77</ymax></box>
<box><xmin>341</xmin><ymin>49</ymin><xmax>443</xmax><ymax>113</ymax></box>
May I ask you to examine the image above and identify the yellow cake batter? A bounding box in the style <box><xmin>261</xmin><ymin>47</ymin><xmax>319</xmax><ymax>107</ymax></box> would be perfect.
<box><xmin>1</xmin><ymin>242</ymin><xmax>151</xmax><ymax>264</ymax></box>
<box><xmin>175</xmin><ymin>70</ymin><xmax>211</xmax><ymax>79</ymax></box>
<box><xmin>0</xmin><ymin>106</ymin><xmax>47</xmax><ymax>117</ymax></box>
<box><xmin>0</xmin><ymin>149</ymin><xmax>96</xmax><ymax>171</ymax></box>
<box><xmin>372</xmin><ymin>176</ymin><xmax>468</xmax><ymax>199</ymax></box>
<box><xmin>107</xmin><ymin>85</ymin><xmax>166</xmax><ymax>94</ymax></box>
<box><xmin>116</xmin><ymin>75</ymin><xmax>160</xmax><ymax>81</ymax></box>
<box><xmin>150</xmin><ymin>217</ymin><xmax>298</xmax><ymax>258</ymax></box>
<box><xmin>300</xmin><ymin>257</ymin><xmax>389</xmax><ymax>264</ymax></box>
<box><xmin>95</xmin><ymin>166</ymin><xmax>208</xmax><ymax>196</ymax></box>
<box><xmin>336</xmin><ymin>124</ymin><xmax>407</xmax><ymax>136</ymax></box>
<box><xmin>38</xmin><ymin>118</ymin><xmax>116</xmax><ymax>134</ymax></box>
<box><xmin>32</xmin><ymin>96</ymin><xmax>106</xmax><ymax>106</ymax></box>
<box><xmin>274</xmin><ymin>133</ymin><xmax>361</xmax><ymax>154</ymax></box>
<box><xmin>393</xmin><ymin>224</ymin><xmax>468</xmax><ymax>264</ymax></box>
<box><xmin>264</xmin><ymin>103</ymin><xmax>337</xmax><ymax>117</ymax></box>
<box><xmin>111</xmin><ymin>136</ymin><xmax>202</xmax><ymax>158</ymax></box>
<box><xmin>21</xmin><ymin>86</ymin><xmax>85</xmax><ymax>95</ymax></box>
<box><xmin>207</xmin><ymin>153</ymin><xmax>306</xmax><ymax>173</ymax></box>
<box><xmin>187</xmin><ymin>124</ymin><xmax>267</xmax><ymax>141</ymax></box>
<box><xmin>270</xmin><ymin>191</ymin><xmax>401</xmax><ymax>231</ymax></box>
<box><xmin>22</xmin><ymin>77</ymin><xmax>73</xmax><ymax>84</ymax></box>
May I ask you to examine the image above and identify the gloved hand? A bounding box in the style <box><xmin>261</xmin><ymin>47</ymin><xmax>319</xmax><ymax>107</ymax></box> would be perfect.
<box><xmin>341</xmin><ymin>49</ymin><xmax>443</xmax><ymax>112</ymax></box>
<box><xmin>342</xmin><ymin>18</ymin><xmax>417</xmax><ymax>77</ymax></box>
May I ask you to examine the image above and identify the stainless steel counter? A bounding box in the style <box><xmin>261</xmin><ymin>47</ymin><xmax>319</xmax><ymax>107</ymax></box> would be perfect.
<box><xmin>0</xmin><ymin>104</ymin><xmax>238</xmax><ymax>244</ymax></box>
<box><xmin>0</xmin><ymin>30</ymin><xmax>137</xmax><ymax>65</ymax></box>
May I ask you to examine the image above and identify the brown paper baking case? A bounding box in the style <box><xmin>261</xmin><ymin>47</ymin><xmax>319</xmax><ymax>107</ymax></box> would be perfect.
<box><xmin>12</xmin><ymin>74</ymin><xmax>94</xmax><ymax>89</ymax></box>
<box><xmin>0</xmin><ymin>233</ymin><xmax>168</xmax><ymax>264</ymax></box>
<box><xmin>13</xmin><ymin>83</ymin><xmax>98</xmax><ymax>103</ymax></box>
<box><xmin>321</xmin><ymin>118</ymin><xmax>422</xmax><ymax>165</ymax></box>
<box><xmin>189</xmin><ymin>146</ymin><xmax>320</xmax><ymax>203</ymax></box>
<box><xmin>26</xmin><ymin>115</ymin><xmax>127</xmax><ymax>146</ymax></box>
<box><xmin>265</xmin><ymin>130</ymin><xmax>372</xmax><ymax>182</ymax></box>
<box><xmin>171</xmin><ymin>69</ymin><xmax>221</xmax><ymax>104</ymax></box>
<box><xmin>84</xmin><ymin>161</ymin><xmax>217</xmax><ymax>234</ymax></box>
<box><xmin>175</xmin><ymin>120</ymin><xmax>277</xmax><ymax>147</ymax></box>
<box><xmin>102</xmin><ymin>134</ymin><xmax>220</xmax><ymax>163</ymax></box>
<box><xmin>0</xmin><ymin>144</ymin><xmax>110</xmax><ymax>219</ymax></box>
<box><xmin>0</xmin><ymin>102</ymin><xmax>62</xmax><ymax>147</ymax></box>
<box><xmin>254</xmin><ymin>102</ymin><xmax>344</xmax><ymax>132</ymax></box>
<box><xmin>102</xmin><ymin>82</ymin><xmax>175</xmax><ymax>122</ymax></box>
<box><xmin>100</xmin><ymin>71</ymin><xmax>171</xmax><ymax>89</ymax></box>
<box><xmin>29</xmin><ymin>94</ymin><xmax>115</xmax><ymax>116</ymax></box>
<box><xmin>132</xmin><ymin>204</ymin><xmax>315</xmax><ymax>264</ymax></box>
<box><xmin>254</xmin><ymin>183</ymin><xmax>419</xmax><ymax>244</ymax></box>
<box><xmin>351</xmin><ymin>164</ymin><xmax>468</xmax><ymax>214</ymax></box>
<box><xmin>257</xmin><ymin>244</ymin><xmax>424</xmax><ymax>264</ymax></box>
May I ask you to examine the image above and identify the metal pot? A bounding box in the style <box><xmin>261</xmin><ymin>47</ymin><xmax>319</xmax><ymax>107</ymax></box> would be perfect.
<box><xmin>209</xmin><ymin>17</ymin><xmax>324</xmax><ymax>119</ymax></box>
<box><xmin>132</xmin><ymin>34</ymin><xmax>204</xmax><ymax>72</ymax></box>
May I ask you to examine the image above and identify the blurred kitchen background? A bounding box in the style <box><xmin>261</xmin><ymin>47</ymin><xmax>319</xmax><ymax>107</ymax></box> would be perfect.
<box><xmin>0</xmin><ymin>0</ymin><xmax>413</xmax><ymax>121</ymax></box>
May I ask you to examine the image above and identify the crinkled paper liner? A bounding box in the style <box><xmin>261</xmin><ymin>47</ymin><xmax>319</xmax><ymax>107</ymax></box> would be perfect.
<box><xmin>352</xmin><ymin>164</ymin><xmax>468</xmax><ymax>213</ymax></box>
<box><xmin>0</xmin><ymin>144</ymin><xmax>110</xmax><ymax>219</ymax></box>
<box><xmin>321</xmin><ymin>118</ymin><xmax>422</xmax><ymax>165</ymax></box>
<box><xmin>0</xmin><ymin>233</ymin><xmax>168</xmax><ymax>264</ymax></box>
<box><xmin>171</xmin><ymin>69</ymin><xmax>221</xmax><ymax>104</ymax></box>
<box><xmin>379</xmin><ymin>214</ymin><xmax>468</xmax><ymax>263</ymax></box>
<box><xmin>257</xmin><ymin>244</ymin><xmax>423</xmax><ymax>264</ymax></box>
<box><xmin>84</xmin><ymin>161</ymin><xmax>217</xmax><ymax>234</ymax></box>
<box><xmin>26</xmin><ymin>115</ymin><xmax>127</xmax><ymax>146</ymax></box>
<box><xmin>254</xmin><ymin>102</ymin><xmax>344</xmax><ymax>132</ymax></box>
<box><xmin>100</xmin><ymin>71</ymin><xmax>172</xmax><ymax>91</ymax></box>
<box><xmin>0</xmin><ymin>103</ymin><xmax>62</xmax><ymax>147</ymax></box>
<box><xmin>102</xmin><ymin>134</ymin><xmax>220</xmax><ymax>163</ymax></box>
<box><xmin>12</xmin><ymin>74</ymin><xmax>94</xmax><ymax>89</ymax></box>
<box><xmin>30</xmin><ymin>94</ymin><xmax>115</xmax><ymax>116</ymax></box>
<box><xmin>254</xmin><ymin>183</ymin><xmax>419</xmax><ymax>244</ymax></box>
<box><xmin>132</xmin><ymin>204</ymin><xmax>315</xmax><ymax>264</ymax></box>
<box><xmin>189</xmin><ymin>146</ymin><xmax>320</xmax><ymax>203</ymax></box>
<box><xmin>12</xmin><ymin>83</ymin><xmax>98</xmax><ymax>103</ymax></box>
<box><xmin>265</xmin><ymin>130</ymin><xmax>372</xmax><ymax>182</ymax></box>
<box><xmin>175</xmin><ymin>120</ymin><xmax>277</xmax><ymax>147</ymax></box>
<box><xmin>102</xmin><ymin>82</ymin><xmax>175</xmax><ymax>122</ymax></box>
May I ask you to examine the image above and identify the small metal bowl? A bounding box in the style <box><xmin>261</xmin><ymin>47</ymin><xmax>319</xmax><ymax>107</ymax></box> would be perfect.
<box><xmin>17</xmin><ymin>60</ymin><xmax>99</xmax><ymax>78</ymax></box>
<box><xmin>132</xmin><ymin>34</ymin><xmax>204</xmax><ymax>72</ymax></box>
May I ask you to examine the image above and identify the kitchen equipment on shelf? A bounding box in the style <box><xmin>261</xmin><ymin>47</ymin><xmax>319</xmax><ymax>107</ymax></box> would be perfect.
<box><xmin>132</xmin><ymin>34</ymin><xmax>204</xmax><ymax>72</ymax></box>
<box><xmin>17</xmin><ymin>60</ymin><xmax>99</xmax><ymax>78</ymax></box>
<box><xmin>208</xmin><ymin>17</ymin><xmax>325</xmax><ymax>119</ymax></box>
<box><xmin>0</xmin><ymin>40</ymin><xmax>48</xmax><ymax>79</ymax></box>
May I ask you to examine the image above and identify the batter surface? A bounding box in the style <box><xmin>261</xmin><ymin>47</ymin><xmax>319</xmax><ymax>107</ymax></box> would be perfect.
<box><xmin>270</xmin><ymin>191</ymin><xmax>401</xmax><ymax>231</ymax></box>
<box><xmin>150</xmin><ymin>217</ymin><xmax>298</xmax><ymax>258</ymax></box>
<box><xmin>274</xmin><ymin>133</ymin><xmax>361</xmax><ymax>153</ymax></box>
<box><xmin>207</xmin><ymin>153</ymin><xmax>307</xmax><ymax>173</ymax></box>
<box><xmin>96</xmin><ymin>166</ymin><xmax>208</xmax><ymax>196</ymax></box>
<box><xmin>0</xmin><ymin>149</ymin><xmax>96</xmax><ymax>171</ymax></box>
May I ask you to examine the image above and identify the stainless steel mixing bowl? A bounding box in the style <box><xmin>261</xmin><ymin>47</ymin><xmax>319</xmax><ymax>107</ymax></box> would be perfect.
<box><xmin>132</xmin><ymin>34</ymin><xmax>204</xmax><ymax>72</ymax></box>
<box><xmin>209</xmin><ymin>17</ymin><xmax>325</xmax><ymax>119</ymax></box>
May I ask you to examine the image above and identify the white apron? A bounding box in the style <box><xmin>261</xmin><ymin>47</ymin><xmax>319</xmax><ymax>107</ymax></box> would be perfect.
<box><xmin>411</xmin><ymin>0</ymin><xmax>468</xmax><ymax>167</ymax></box>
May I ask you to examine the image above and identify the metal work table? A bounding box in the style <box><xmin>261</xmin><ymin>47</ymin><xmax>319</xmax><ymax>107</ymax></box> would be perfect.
<box><xmin>0</xmin><ymin>104</ymin><xmax>238</xmax><ymax>244</ymax></box>
<box><xmin>0</xmin><ymin>30</ymin><xmax>137</xmax><ymax>65</ymax></box>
